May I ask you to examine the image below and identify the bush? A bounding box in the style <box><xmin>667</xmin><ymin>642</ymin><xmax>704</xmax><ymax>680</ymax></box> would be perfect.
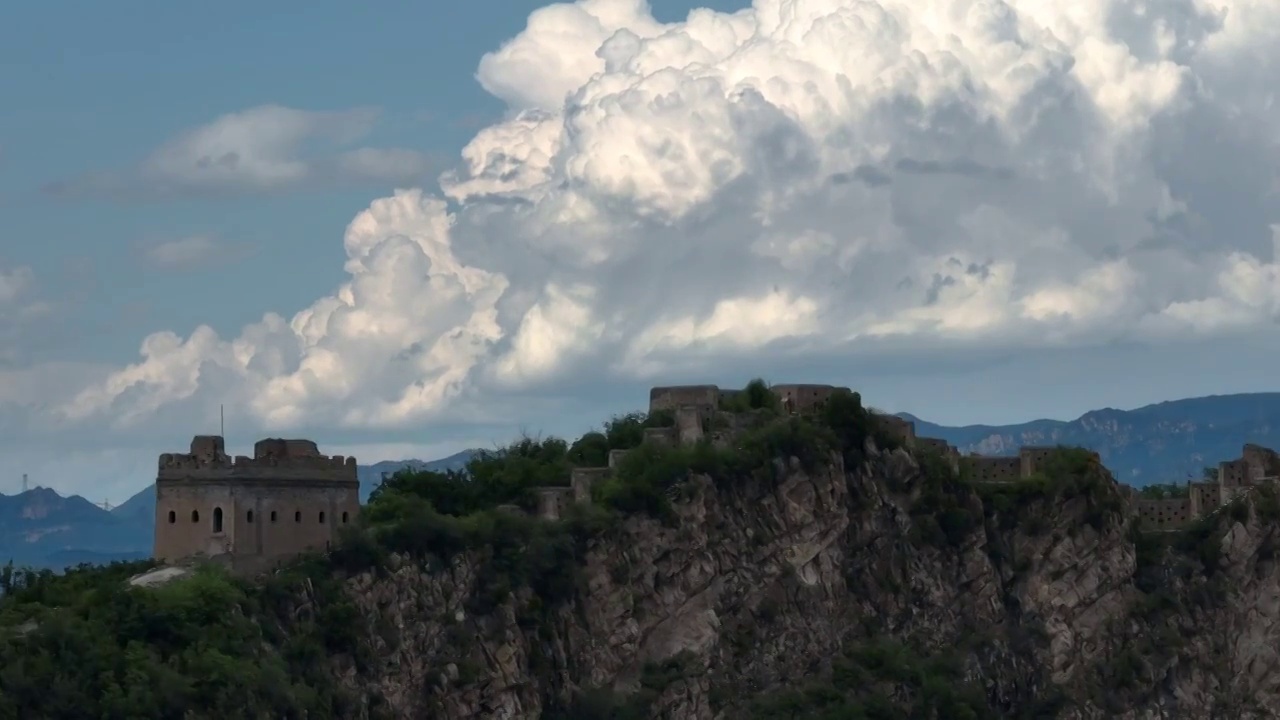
<box><xmin>719</xmin><ymin>378</ymin><xmax>782</xmax><ymax>414</ymax></box>
<box><xmin>0</xmin><ymin>564</ymin><xmax>356</xmax><ymax>719</ymax></box>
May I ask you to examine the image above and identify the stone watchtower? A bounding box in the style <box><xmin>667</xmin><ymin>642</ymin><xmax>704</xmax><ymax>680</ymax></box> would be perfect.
<box><xmin>153</xmin><ymin>435</ymin><xmax>360</xmax><ymax>568</ymax></box>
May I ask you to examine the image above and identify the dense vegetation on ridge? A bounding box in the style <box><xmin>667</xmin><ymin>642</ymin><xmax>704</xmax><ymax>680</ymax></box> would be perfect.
<box><xmin>0</xmin><ymin>381</ymin><xmax>1258</xmax><ymax>719</ymax></box>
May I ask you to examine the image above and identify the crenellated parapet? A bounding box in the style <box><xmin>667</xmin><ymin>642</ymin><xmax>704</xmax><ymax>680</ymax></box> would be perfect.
<box><xmin>649</xmin><ymin>385</ymin><xmax>720</xmax><ymax>414</ymax></box>
<box><xmin>772</xmin><ymin>384</ymin><xmax>844</xmax><ymax>413</ymax></box>
<box><xmin>157</xmin><ymin>436</ymin><xmax>357</xmax><ymax>484</ymax></box>
<box><xmin>649</xmin><ymin>382</ymin><xmax>856</xmax><ymax>418</ymax></box>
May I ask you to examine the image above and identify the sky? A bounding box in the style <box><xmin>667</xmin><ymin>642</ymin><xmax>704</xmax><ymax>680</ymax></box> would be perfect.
<box><xmin>1</xmin><ymin>0</ymin><xmax>1278</xmax><ymax>504</ymax></box>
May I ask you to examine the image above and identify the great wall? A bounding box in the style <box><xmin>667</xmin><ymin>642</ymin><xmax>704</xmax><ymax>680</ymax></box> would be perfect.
<box><xmin>154</xmin><ymin>382</ymin><xmax>1280</xmax><ymax>568</ymax></box>
<box><xmin>515</xmin><ymin>383</ymin><xmax>1280</xmax><ymax>532</ymax></box>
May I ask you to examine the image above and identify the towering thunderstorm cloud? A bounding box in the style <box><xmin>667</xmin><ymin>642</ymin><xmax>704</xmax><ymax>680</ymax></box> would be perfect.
<box><xmin>60</xmin><ymin>0</ymin><xmax>1280</xmax><ymax>431</ymax></box>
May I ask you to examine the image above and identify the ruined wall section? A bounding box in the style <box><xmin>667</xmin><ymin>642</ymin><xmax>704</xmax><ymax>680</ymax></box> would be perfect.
<box><xmin>572</xmin><ymin>467</ymin><xmax>611</xmax><ymax>503</ymax></box>
<box><xmin>1242</xmin><ymin>444</ymin><xmax>1280</xmax><ymax>480</ymax></box>
<box><xmin>1220</xmin><ymin>458</ymin><xmax>1249</xmax><ymax>488</ymax></box>
<box><xmin>1019</xmin><ymin>446</ymin><xmax>1062</xmax><ymax>478</ymax></box>
<box><xmin>966</xmin><ymin>456</ymin><xmax>1021</xmax><ymax>483</ymax></box>
<box><xmin>876</xmin><ymin>415</ymin><xmax>917</xmax><ymax>446</ymax></box>
<box><xmin>915</xmin><ymin>437</ymin><xmax>951</xmax><ymax>454</ymax></box>
<box><xmin>772</xmin><ymin>384</ymin><xmax>843</xmax><ymax>413</ymax></box>
<box><xmin>1138</xmin><ymin>498</ymin><xmax>1193</xmax><ymax>529</ymax></box>
<box><xmin>675</xmin><ymin>406</ymin><xmax>705</xmax><ymax>445</ymax></box>
<box><xmin>1132</xmin><ymin>445</ymin><xmax>1280</xmax><ymax>530</ymax></box>
<box><xmin>649</xmin><ymin>385</ymin><xmax>720</xmax><ymax>414</ymax></box>
<box><xmin>1189</xmin><ymin>482</ymin><xmax>1217</xmax><ymax>518</ymax></box>
<box><xmin>535</xmin><ymin>488</ymin><xmax>573</xmax><ymax>521</ymax></box>
<box><xmin>915</xmin><ymin>437</ymin><xmax>960</xmax><ymax>473</ymax></box>
<box><xmin>644</xmin><ymin>427</ymin><xmax>678</xmax><ymax>447</ymax></box>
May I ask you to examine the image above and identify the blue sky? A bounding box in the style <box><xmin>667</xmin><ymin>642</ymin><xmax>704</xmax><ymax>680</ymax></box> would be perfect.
<box><xmin>0</xmin><ymin>0</ymin><xmax>740</xmax><ymax>363</ymax></box>
<box><xmin>2</xmin><ymin>2</ymin><xmax>569</xmax><ymax>359</ymax></box>
<box><xmin>2</xmin><ymin>0</ymin><xmax>1279</xmax><ymax>503</ymax></box>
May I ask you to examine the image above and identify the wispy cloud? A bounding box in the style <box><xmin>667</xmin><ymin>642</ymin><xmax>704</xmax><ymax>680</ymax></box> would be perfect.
<box><xmin>0</xmin><ymin>260</ymin><xmax>53</xmax><ymax>366</ymax></box>
<box><xmin>45</xmin><ymin>105</ymin><xmax>437</xmax><ymax>201</ymax></box>
<box><xmin>136</xmin><ymin>235</ymin><xmax>254</xmax><ymax>271</ymax></box>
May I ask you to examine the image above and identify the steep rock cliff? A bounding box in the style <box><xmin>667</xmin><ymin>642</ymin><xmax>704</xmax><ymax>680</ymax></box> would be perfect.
<box><xmin>316</xmin><ymin>441</ymin><xmax>1280</xmax><ymax>719</ymax></box>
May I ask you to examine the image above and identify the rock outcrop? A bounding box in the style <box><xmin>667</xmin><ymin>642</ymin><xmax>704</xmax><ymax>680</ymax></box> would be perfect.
<box><xmin>311</xmin><ymin>440</ymin><xmax>1280</xmax><ymax>719</ymax></box>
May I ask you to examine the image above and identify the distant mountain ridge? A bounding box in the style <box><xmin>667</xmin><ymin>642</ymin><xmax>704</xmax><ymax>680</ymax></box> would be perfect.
<box><xmin>900</xmin><ymin>392</ymin><xmax>1280</xmax><ymax>483</ymax></box>
<box><xmin>0</xmin><ymin>487</ymin><xmax>152</xmax><ymax>570</ymax></box>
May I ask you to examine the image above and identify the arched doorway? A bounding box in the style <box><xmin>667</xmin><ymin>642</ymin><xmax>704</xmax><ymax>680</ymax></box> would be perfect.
<box><xmin>213</xmin><ymin>507</ymin><xmax>223</xmax><ymax>533</ymax></box>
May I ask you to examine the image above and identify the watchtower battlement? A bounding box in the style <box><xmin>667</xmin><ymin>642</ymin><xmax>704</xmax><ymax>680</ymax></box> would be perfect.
<box><xmin>157</xmin><ymin>435</ymin><xmax>357</xmax><ymax>483</ymax></box>
<box><xmin>153</xmin><ymin>435</ymin><xmax>361</xmax><ymax>571</ymax></box>
<box><xmin>649</xmin><ymin>385</ymin><xmax>721</xmax><ymax>413</ymax></box>
<box><xmin>770</xmin><ymin>383</ymin><xmax>841</xmax><ymax>413</ymax></box>
<box><xmin>647</xmin><ymin>382</ymin><xmax>852</xmax><ymax>416</ymax></box>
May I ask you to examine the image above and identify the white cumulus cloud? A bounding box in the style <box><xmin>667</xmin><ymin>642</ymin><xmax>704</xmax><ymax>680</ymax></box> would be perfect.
<box><xmin>137</xmin><ymin>235</ymin><xmax>254</xmax><ymax>271</ymax></box>
<box><xmin>42</xmin><ymin>0</ymin><xmax>1280</xmax><ymax>440</ymax></box>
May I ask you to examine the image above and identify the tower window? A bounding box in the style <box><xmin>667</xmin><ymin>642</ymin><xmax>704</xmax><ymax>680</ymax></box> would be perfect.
<box><xmin>191</xmin><ymin>510</ymin><xmax>200</xmax><ymax>522</ymax></box>
<box><xmin>318</xmin><ymin>511</ymin><xmax>326</xmax><ymax>524</ymax></box>
<box><xmin>213</xmin><ymin>507</ymin><xmax>223</xmax><ymax>533</ymax></box>
<box><xmin>270</xmin><ymin>510</ymin><xmax>278</xmax><ymax>522</ymax></box>
<box><xmin>168</xmin><ymin>510</ymin><xmax>176</xmax><ymax>524</ymax></box>
<box><xmin>341</xmin><ymin>511</ymin><xmax>349</xmax><ymax>524</ymax></box>
<box><xmin>294</xmin><ymin>510</ymin><xmax>302</xmax><ymax>523</ymax></box>
<box><xmin>247</xmin><ymin>510</ymin><xmax>255</xmax><ymax>523</ymax></box>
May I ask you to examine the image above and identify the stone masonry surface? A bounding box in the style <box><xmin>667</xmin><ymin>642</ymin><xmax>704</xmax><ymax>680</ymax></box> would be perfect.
<box><xmin>154</xmin><ymin>435</ymin><xmax>360</xmax><ymax>569</ymax></box>
<box><xmin>632</xmin><ymin>382</ymin><xmax>1268</xmax><ymax>534</ymax></box>
<box><xmin>161</xmin><ymin>384</ymin><xmax>1277</xmax><ymax>570</ymax></box>
<box><xmin>1131</xmin><ymin>444</ymin><xmax>1280</xmax><ymax>530</ymax></box>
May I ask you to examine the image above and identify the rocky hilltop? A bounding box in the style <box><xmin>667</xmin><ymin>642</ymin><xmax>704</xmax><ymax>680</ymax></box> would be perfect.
<box><xmin>3</xmin><ymin>383</ymin><xmax>1280</xmax><ymax>719</ymax></box>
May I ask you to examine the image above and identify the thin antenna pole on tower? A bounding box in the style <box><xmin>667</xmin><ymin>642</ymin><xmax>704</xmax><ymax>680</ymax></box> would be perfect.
<box><xmin>220</xmin><ymin>404</ymin><xmax>225</xmax><ymax>438</ymax></box>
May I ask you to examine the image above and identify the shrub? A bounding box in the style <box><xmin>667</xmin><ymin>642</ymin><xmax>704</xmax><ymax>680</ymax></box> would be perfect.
<box><xmin>719</xmin><ymin>378</ymin><xmax>782</xmax><ymax>414</ymax></box>
<box><xmin>0</xmin><ymin>564</ymin><xmax>356</xmax><ymax>719</ymax></box>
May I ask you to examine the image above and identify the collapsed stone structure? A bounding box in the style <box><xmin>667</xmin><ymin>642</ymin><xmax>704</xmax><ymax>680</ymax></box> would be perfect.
<box><xmin>1131</xmin><ymin>443</ymin><xmax>1280</xmax><ymax>529</ymax></box>
<box><xmin>154</xmin><ymin>436</ymin><xmax>360</xmax><ymax>569</ymax></box>
<box><xmin>528</xmin><ymin>383</ymin><xmax>967</xmax><ymax>520</ymax></box>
